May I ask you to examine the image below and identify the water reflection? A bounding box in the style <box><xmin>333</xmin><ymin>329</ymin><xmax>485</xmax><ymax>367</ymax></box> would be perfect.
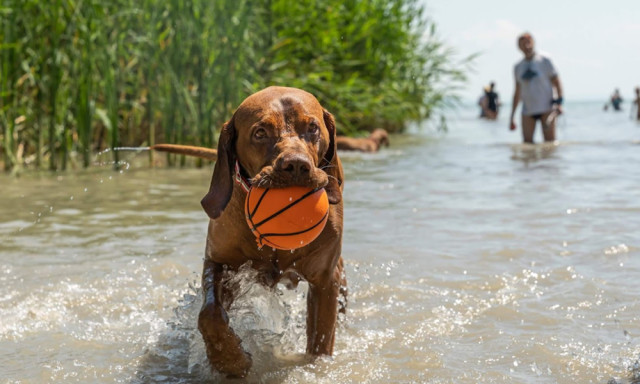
<box><xmin>509</xmin><ymin>141</ymin><xmax>559</xmax><ymax>165</ymax></box>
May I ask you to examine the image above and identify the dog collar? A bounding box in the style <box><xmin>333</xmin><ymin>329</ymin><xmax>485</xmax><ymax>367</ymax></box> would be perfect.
<box><xmin>234</xmin><ymin>161</ymin><xmax>251</xmax><ymax>193</ymax></box>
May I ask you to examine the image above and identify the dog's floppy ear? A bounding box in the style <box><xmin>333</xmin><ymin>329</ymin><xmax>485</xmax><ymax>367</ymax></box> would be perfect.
<box><xmin>201</xmin><ymin>119</ymin><xmax>236</xmax><ymax>219</ymax></box>
<box><xmin>322</xmin><ymin>109</ymin><xmax>344</xmax><ymax>205</ymax></box>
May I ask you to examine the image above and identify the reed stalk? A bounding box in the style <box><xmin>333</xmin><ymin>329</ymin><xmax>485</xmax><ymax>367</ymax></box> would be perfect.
<box><xmin>1</xmin><ymin>6</ymin><xmax>17</xmax><ymax>171</ymax></box>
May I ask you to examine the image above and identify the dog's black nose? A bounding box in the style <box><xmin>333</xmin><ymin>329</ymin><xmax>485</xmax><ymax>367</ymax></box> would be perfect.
<box><xmin>278</xmin><ymin>154</ymin><xmax>311</xmax><ymax>177</ymax></box>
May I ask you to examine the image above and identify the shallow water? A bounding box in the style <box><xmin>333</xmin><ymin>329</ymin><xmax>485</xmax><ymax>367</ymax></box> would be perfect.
<box><xmin>1</xmin><ymin>102</ymin><xmax>639</xmax><ymax>383</ymax></box>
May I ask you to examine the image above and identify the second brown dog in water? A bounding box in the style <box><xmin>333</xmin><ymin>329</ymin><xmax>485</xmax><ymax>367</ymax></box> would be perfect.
<box><xmin>154</xmin><ymin>86</ymin><xmax>347</xmax><ymax>378</ymax></box>
<box><xmin>336</xmin><ymin>128</ymin><xmax>390</xmax><ymax>152</ymax></box>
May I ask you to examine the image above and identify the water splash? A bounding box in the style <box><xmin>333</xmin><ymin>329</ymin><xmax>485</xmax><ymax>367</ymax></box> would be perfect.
<box><xmin>93</xmin><ymin>146</ymin><xmax>149</xmax><ymax>171</ymax></box>
<box><xmin>113</xmin><ymin>146</ymin><xmax>151</xmax><ymax>152</ymax></box>
<box><xmin>133</xmin><ymin>263</ymin><xmax>312</xmax><ymax>382</ymax></box>
<box><xmin>95</xmin><ymin>146</ymin><xmax>150</xmax><ymax>156</ymax></box>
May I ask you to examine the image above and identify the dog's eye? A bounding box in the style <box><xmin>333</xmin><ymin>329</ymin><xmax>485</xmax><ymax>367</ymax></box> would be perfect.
<box><xmin>308</xmin><ymin>123</ymin><xmax>319</xmax><ymax>135</ymax></box>
<box><xmin>253</xmin><ymin>128</ymin><xmax>267</xmax><ymax>140</ymax></box>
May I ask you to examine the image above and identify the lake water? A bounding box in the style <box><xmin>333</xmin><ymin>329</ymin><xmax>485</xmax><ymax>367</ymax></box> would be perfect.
<box><xmin>1</xmin><ymin>102</ymin><xmax>639</xmax><ymax>383</ymax></box>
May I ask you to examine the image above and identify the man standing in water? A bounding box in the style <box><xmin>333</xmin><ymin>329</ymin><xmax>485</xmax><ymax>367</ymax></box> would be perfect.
<box><xmin>509</xmin><ymin>33</ymin><xmax>564</xmax><ymax>143</ymax></box>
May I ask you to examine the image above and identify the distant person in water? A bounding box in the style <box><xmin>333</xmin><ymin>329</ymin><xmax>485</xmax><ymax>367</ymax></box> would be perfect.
<box><xmin>633</xmin><ymin>87</ymin><xmax>640</xmax><ymax>120</ymax></box>
<box><xmin>479</xmin><ymin>82</ymin><xmax>500</xmax><ymax>120</ymax></box>
<box><xmin>478</xmin><ymin>87</ymin><xmax>488</xmax><ymax>118</ymax></box>
<box><xmin>609</xmin><ymin>89</ymin><xmax>623</xmax><ymax>111</ymax></box>
<box><xmin>509</xmin><ymin>32</ymin><xmax>564</xmax><ymax>143</ymax></box>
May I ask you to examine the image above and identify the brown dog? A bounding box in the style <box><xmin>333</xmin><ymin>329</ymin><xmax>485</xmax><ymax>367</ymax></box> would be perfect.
<box><xmin>177</xmin><ymin>86</ymin><xmax>347</xmax><ymax>378</ymax></box>
<box><xmin>336</xmin><ymin>128</ymin><xmax>390</xmax><ymax>152</ymax></box>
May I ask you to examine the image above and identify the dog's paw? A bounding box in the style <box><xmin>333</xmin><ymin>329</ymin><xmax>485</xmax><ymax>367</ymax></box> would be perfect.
<box><xmin>198</xmin><ymin>305</ymin><xmax>253</xmax><ymax>377</ymax></box>
<box><xmin>205</xmin><ymin>339</ymin><xmax>252</xmax><ymax>378</ymax></box>
<box><xmin>220</xmin><ymin>350</ymin><xmax>252</xmax><ymax>379</ymax></box>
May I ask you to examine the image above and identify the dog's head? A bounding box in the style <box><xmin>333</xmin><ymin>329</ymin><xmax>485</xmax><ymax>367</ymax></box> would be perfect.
<box><xmin>370</xmin><ymin>128</ymin><xmax>390</xmax><ymax>148</ymax></box>
<box><xmin>201</xmin><ymin>86</ymin><xmax>343</xmax><ymax>220</ymax></box>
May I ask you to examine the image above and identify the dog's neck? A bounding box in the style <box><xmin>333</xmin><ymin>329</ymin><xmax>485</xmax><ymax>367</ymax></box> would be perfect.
<box><xmin>234</xmin><ymin>161</ymin><xmax>251</xmax><ymax>192</ymax></box>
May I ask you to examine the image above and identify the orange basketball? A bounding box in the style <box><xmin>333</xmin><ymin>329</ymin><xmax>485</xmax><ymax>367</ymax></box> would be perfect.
<box><xmin>245</xmin><ymin>186</ymin><xmax>329</xmax><ymax>250</ymax></box>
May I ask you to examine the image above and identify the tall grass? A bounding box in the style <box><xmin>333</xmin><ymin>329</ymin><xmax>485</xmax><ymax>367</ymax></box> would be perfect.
<box><xmin>0</xmin><ymin>0</ymin><xmax>471</xmax><ymax>172</ymax></box>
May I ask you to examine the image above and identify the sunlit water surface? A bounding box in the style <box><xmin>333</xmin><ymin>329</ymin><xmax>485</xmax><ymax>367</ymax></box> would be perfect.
<box><xmin>1</xmin><ymin>102</ymin><xmax>639</xmax><ymax>383</ymax></box>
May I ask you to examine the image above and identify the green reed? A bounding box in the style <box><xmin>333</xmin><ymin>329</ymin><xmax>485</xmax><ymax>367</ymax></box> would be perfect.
<box><xmin>0</xmin><ymin>0</ymin><xmax>471</xmax><ymax>172</ymax></box>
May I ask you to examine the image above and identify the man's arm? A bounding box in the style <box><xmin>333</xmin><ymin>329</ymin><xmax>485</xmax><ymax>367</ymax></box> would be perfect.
<box><xmin>551</xmin><ymin>75</ymin><xmax>563</xmax><ymax>114</ymax></box>
<box><xmin>510</xmin><ymin>81</ymin><xmax>521</xmax><ymax>130</ymax></box>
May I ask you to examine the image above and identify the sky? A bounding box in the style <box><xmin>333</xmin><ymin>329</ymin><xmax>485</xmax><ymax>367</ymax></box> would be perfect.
<box><xmin>424</xmin><ymin>0</ymin><xmax>640</xmax><ymax>102</ymax></box>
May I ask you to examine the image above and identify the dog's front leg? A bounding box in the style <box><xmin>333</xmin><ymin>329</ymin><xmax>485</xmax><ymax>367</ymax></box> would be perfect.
<box><xmin>198</xmin><ymin>259</ymin><xmax>252</xmax><ymax>378</ymax></box>
<box><xmin>337</xmin><ymin>256</ymin><xmax>348</xmax><ymax>314</ymax></box>
<box><xmin>306</xmin><ymin>270</ymin><xmax>340</xmax><ymax>355</ymax></box>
